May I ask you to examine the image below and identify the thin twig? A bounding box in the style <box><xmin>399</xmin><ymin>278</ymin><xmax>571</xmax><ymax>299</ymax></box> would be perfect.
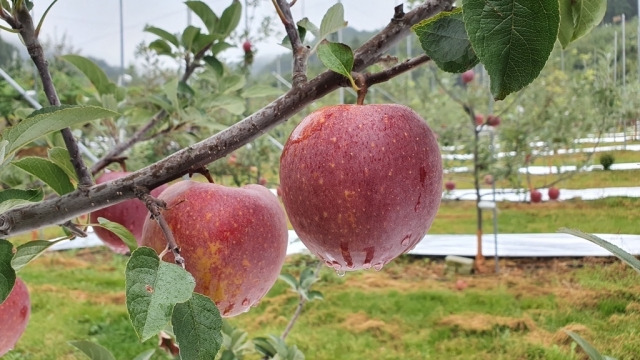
<box><xmin>134</xmin><ymin>186</ymin><xmax>185</xmax><ymax>267</ymax></box>
<box><xmin>13</xmin><ymin>5</ymin><xmax>94</xmax><ymax>189</ymax></box>
<box><xmin>364</xmin><ymin>54</ymin><xmax>432</xmax><ymax>87</ymax></box>
<box><xmin>274</xmin><ymin>0</ymin><xmax>308</xmax><ymax>87</ymax></box>
<box><xmin>61</xmin><ymin>220</ymin><xmax>88</xmax><ymax>237</ymax></box>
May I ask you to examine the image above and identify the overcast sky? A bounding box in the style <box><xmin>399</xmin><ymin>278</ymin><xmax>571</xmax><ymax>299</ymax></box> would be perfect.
<box><xmin>26</xmin><ymin>0</ymin><xmax>406</xmax><ymax>68</ymax></box>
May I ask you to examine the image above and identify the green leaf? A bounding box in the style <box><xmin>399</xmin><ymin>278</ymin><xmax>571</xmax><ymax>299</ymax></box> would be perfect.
<box><xmin>13</xmin><ymin>157</ymin><xmax>75</xmax><ymax>195</ymax></box>
<box><xmin>178</xmin><ymin>81</ymin><xmax>196</xmax><ymax>98</ymax></box>
<box><xmin>307</xmin><ymin>290</ymin><xmax>324</xmax><ymax>301</ymax></box>
<box><xmin>144</xmin><ymin>26</ymin><xmax>179</xmax><ymax>47</ymax></box>
<box><xmin>68</xmin><ymin>340</ymin><xmax>116</xmax><ymax>360</ymax></box>
<box><xmin>278</xmin><ymin>273</ymin><xmax>298</xmax><ymax>291</ymax></box>
<box><xmin>148</xmin><ymin>39</ymin><xmax>174</xmax><ymax>57</ymax></box>
<box><xmin>317</xmin><ymin>41</ymin><xmax>357</xmax><ymax>89</ymax></box>
<box><xmin>281</xmin><ymin>25</ymin><xmax>307</xmax><ymax>50</ymax></box>
<box><xmin>241</xmin><ymin>85</ymin><xmax>281</xmax><ymax>98</ymax></box>
<box><xmin>0</xmin><ymin>239</ymin><xmax>15</xmax><ymax>304</ymax></box>
<box><xmin>172</xmin><ymin>293</ymin><xmax>223</xmax><ymax>360</ymax></box>
<box><xmin>1</xmin><ymin>105</ymin><xmax>119</xmax><ymax>157</ymax></box>
<box><xmin>185</xmin><ymin>1</ymin><xmax>218</xmax><ymax>34</ymax></box>
<box><xmin>299</xmin><ymin>267</ymin><xmax>316</xmax><ymax>289</ymax></box>
<box><xmin>96</xmin><ymin>217</ymin><xmax>137</xmax><ymax>253</ymax></box>
<box><xmin>208</xmin><ymin>95</ymin><xmax>245</xmax><ymax>115</ymax></box>
<box><xmin>60</xmin><ymin>55</ymin><xmax>116</xmax><ymax>96</ymax></box>
<box><xmin>132</xmin><ymin>349</ymin><xmax>156</xmax><ymax>360</ymax></box>
<box><xmin>211</xmin><ymin>41</ymin><xmax>233</xmax><ymax>55</ymax></box>
<box><xmin>11</xmin><ymin>238</ymin><xmax>65</xmax><ymax>272</ymax></box>
<box><xmin>216</xmin><ymin>0</ymin><xmax>241</xmax><ymax>39</ymax></box>
<box><xmin>220</xmin><ymin>74</ymin><xmax>246</xmax><ymax>95</ymax></box>
<box><xmin>125</xmin><ymin>247</ymin><xmax>196</xmax><ymax>342</ymax></box>
<box><xmin>253</xmin><ymin>337</ymin><xmax>278</xmax><ymax>357</ymax></box>
<box><xmin>0</xmin><ymin>140</ymin><xmax>8</xmax><ymax>162</ymax></box>
<box><xmin>559</xmin><ymin>228</ymin><xmax>640</xmax><ymax>274</ymax></box>
<box><xmin>0</xmin><ymin>188</ymin><xmax>43</xmax><ymax>204</ymax></box>
<box><xmin>319</xmin><ymin>3</ymin><xmax>347</xmax><ymax>41</ymax></box>
<box><xmin>297</xmin><ymin>18</ymin><xmax>318</xmax><ymax>37</ymax></box>
<box><xmin>48</xmin><ymin>147</ymin><xmax>77</xmax><ymax>182</ymax></box>
<box><xmin>558</xmin><ymin>0</ymin><xmax>606</xmax><ymax>49</ymax></box>
<box><xmin>181</xmin><ymin>25</ymin><xmax>201</xmax><ymax>52</ymax></box>
<box><xmin>413</xmin><ymin>8</ymin><xmax>478</xmax><ymax>73</ymax></box>
<box><xmin>203</xmin><ymin>56</ymin><xmax>223</xmax><ymax>77</ymax></box>
<box><xmin>462</xmin><ymin>0</ymin><xmax>560</xmax><ymax>100</ymax></box>
<box><xmin>192</xmin><ymin>32</ymin><xmax>217</xmax><ymax>54</ymax></box>
<box><xmin>564</xmin><ymin>331</ymin><xmax>606</xmax><ymax>360</ymax></box>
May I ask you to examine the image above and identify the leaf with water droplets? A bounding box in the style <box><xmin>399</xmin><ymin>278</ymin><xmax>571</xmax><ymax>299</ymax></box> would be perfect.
<box><xmin>172</xmin><ymin>293</ymin><xmax>223</xmax><ymax>360</ymax></box>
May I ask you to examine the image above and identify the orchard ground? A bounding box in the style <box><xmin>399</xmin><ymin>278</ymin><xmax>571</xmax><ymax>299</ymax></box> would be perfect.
<box><xmin>7</xmin><ymin>147</ymin><xmax>640</xmax><ymax>359</ymax></box>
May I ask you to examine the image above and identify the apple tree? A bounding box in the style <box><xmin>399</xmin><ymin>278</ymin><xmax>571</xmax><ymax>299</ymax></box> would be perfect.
<box><xmin>0</xmin><ymin>0</ymin><xmax>608</xmax><ymax>358</ymax></box>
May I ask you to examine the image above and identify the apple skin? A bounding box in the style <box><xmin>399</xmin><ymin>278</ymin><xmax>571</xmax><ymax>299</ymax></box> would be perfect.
<box><xmin>140</xmin><ymin>181</ymin><xmax>288</xmax><ymax>317</ymax></box>
<box><xmin>548</xmin><ymin>187</ymin><xmax>560</xmax><ymax>200</ymax></box>
<box><xmin>445</xmin><ymin>181</ymin><xmax>456</xmax><ymax>191</ymax></box>
<box><xmin>90</xmin><ymin>172</ymin><xmax>168</xmax><ymax>254</ymax></box>
<box><xmin>487</xmin><ymin>115</ymin><xmax>501</xmax><ymax>127</ymax></box>
<box><xmin>531</xmin><ymin>189</ymin><xmax>543</xmax><ymax>203</ymax></box>
<box><xmin>461</xmin><ymin>69</ymin><xmax>475</xmax><ymax>84</ymax></box>
<box><xmin>242</xmin><ymin>40</ymin><xmax>251</xmax><ymax>53</ymax></box>
<box><xmin>279</xmin><ymin>104</ymin><xmax>442</xmax><ymax>271</ymax></box>
<box><xmin>0</xmin><ymin>278</ymin><xmax>30</xmax><ymax>356</ymax></box>
<box><xmin>474</xmin><ymin>114</ymin><xmax>484</xmax><ymax>126</ymax></box>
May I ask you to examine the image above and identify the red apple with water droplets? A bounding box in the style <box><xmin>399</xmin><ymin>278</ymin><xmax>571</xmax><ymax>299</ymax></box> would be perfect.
<box><xmin>140</xmin><ymin>181</ymin><xmax>288</xmax><ymax>317</ymax></box>
<box><xmin>548</xmin><ymin>187</ymin><xmax>560</xmax><ymax>200</ymax></box>
<box><xmin>445</xmin><ymin>181</ymin><xmax>456</xmax><ymax>191</ymax></box>
<box><xmin>90</xmin><ymin>171</ymin><xmax>168</xmax><ymax>254</ymax></box>
<box><xmin>280</xmin><ymin>104</ymin><xmax>442</xmax><ymax>272</ymax></box>
<box><xmin>487</xmin><ymin>115</ymin><xmax>501</xmax><ymax>127</ymax></box>
<box><xmin>461</xmin><ymin>69</ymin><xmax>475</xmax><ymax>84</ymax></box>
<box><xmin>0</xmin><ymin>278</ymin><xmax>30</xmax><ymax>356</ymax></box>
<box><xmin>531</xmin><ymin>189</ymin><xmax>542</xmax><ymax>203</ymax></box>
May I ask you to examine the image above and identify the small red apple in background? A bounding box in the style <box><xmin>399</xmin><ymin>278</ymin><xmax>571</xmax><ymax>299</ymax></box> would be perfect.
<box><xmin>455</xmin><ymin>279</ymin><xmax>468</xmax><ymax>291</ymax></box>
<box><xmin>90</xmin><ymin>171</ymin><xmax>168</xmax><ymax>254</ymax></box>
<box><xmin>280</xmin><ymin>104</ymin><xmax>442</xmax><ymax>272</ymax></box>
<box><xmin>242</xmin><ymin>40</ymin><xmax>252</xmax><ymax>53</ymax></box>
<box><xmin>445</xmin><ymin>181</ymin><xmax>456</xmax><ymax>191</ymax></box>
<box><xmin>548</xmin><ymin>187</ymin><xmax>560</xmax><ymax>200</ymax></box>
<box><xmin>0</xmin><ymin>278</ymin><xmax>30</xmax><ymax>356</ymax></box>
<box><xmin>525</xmin><ymin>153</ymin><xmax>532</xmax><ymax>164</ymax></box>
<box><xmin>258</xmin><ymin>177</ymin><xmax>267</xmax><ymax>186</ymax></box>
<box><xmin>228</xmin><ymin>153</ymin><xmax>238</xmax><ymax>165</ymax></box>
<box><xmin>475</xmin><ymin>114</ymin><xmax>484</xmax><ymax>126</ymax></box>
<box><xmin>487</xmin><ymin>115</ymin><xmax>501</xmax><ymax>126</ymax></box>
<box><xmin>531</xmin><ymin>189</ymin><xmax>542</xmax><ymax>203</ymax></box>
<box><xmin>141</xmin><ymin>181</ymin><xmax>288</xmax><ymax>317</ymax></box>
<box><xmin>276</xmin><ymin>186</ymin><xmax>282</xmax><ymax>197</ymax></box>
<box><xmin>461</xmin><ymin>69</ymin><xmax>475</xmax><ymax>84</ymax></box>
<box><xmin>483</xmin><ymin>174</ymin><xmax>494</xmax><ymax>185</ymax></box>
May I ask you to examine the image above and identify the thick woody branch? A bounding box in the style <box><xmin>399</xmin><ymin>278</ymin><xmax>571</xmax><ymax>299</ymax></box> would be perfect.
<box><xmin>274</xmin><ymin>0</ymin><xmax>308</xmax><ymax>86</ymax></box>
<box><xmin>0</xmin><ymin>0</ymin><xmax>454</xmax><ymax>236</ymax></box>
<box><xmin>14</xmin><ymin>6</ymin><xmax>94</xmax><ymax>189</ymax></box>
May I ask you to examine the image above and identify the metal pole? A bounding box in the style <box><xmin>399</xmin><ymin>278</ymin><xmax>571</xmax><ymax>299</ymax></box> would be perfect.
<box><xmin>622</xmin><ymin>14</ymin><xmax>627</xmax><ymax>150</ymax></box>
<box><xmin>119</xmin><ymin>0</ymin><xmax>125</xmax><ymax>85</ymax></box>
<box><xmin>614</xmin><ymin>31</ymin><xmax>618</xmax><ymax>84</ymax></box>
<box><xmin>490</xmin><ymin>130</ymin><xmax>499</xmax><ymax>274</ymax></box>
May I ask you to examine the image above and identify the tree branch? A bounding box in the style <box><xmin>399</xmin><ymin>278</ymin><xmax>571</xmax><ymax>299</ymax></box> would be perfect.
<box><xmin>13</xmin><ymin>5</ymin><xmax>94</xmax><ymax>189</ymax></box>
<box><xmin>364</xmin><ymin>54</ymin><xmax>431</xmax><ymax>86</ymax></box>
<box><xmin>0</xmin><ymin>0</ymin><xmax>454</xmax><ymax>236</ymax></box>
<box><xmin>273</xmin><ymin>0</ymin><xmax>309</xmax><ymax>87</ymax></box>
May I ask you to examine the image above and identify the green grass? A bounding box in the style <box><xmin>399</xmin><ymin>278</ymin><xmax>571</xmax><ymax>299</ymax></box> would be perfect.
<box><xmin>10</xmin><ymin>251</ymin><xmax>640</xmax><ymax>359</ymax></box>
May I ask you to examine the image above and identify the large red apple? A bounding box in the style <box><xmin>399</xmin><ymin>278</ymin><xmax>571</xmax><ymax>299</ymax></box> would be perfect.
<box><xmin>548</xmin><ymin>187</ymin><xmax>560</xmax><ymax>200</ymax></box>
<box><xmin>140</xmin><ymin>181</ymin><xmax>288</xmax><ymax>317</ymax></box>
<box><xmin>445</xmin><ymin>181</ymin><xmax>456</xmax><ymax>191</ymax></box>
<box><xmin>0</xmin><ymin>278</ymin><xmax>30</xmax><ymax>356</ymax></box>
<box><xmin>461</xmin><ymin>69</ymin><xmax>475</xmax><ymax>84</ymax></box>
<box><xmin>279</xmin><ymin>104</ymin><xmax>442</xmax><ymax>272</ymax></box>
<box><xmin>531</xmin><ymin>189</ymin><xmax>542</xmax><ymax>203</ymax></box>
<box><xmin>90</xmin><ymin>171</ymin><xmax>168</xmax><ymax>254</ymax></box>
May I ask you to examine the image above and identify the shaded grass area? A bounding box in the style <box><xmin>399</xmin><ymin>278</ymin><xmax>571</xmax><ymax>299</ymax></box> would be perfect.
<box><xmin>9</xmin><ymin>250</ymin><xmax>640</xmax><ymax>359</ymax></box>
<box><xmin>431</xmin><ymin>197</ymin><xmax>640</xmax><ymax>234</ymax></box>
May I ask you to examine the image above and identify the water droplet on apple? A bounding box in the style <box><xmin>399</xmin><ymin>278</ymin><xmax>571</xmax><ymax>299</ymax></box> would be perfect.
<box><xmin>335</xmin><ymin>269</ymin><xmax>346</xmax><ymax>277</ymax></box>
<box><xmin>362</xmin><ymin>262</ymin><xmax>372</xmax><ymax>270</ymax></box>
<box><xmin>324</xmin><ymin>260</ymin><xmax>333</xmax><ymax>267</ymax></box>
<box><xmin>401</xmin><ymin>233</ymin><xmax>411</xmax><ymax>246</ymax></box>
<box><xmin>242</xmin><ymin>299</ymin><xmax>250</xmax><ymax>307</ymax></box>
<box><xmin>373</xmin><ymin>262</ymin><xmax>384</xmax><ymax>271</ymax></box>
<box><xmin>332</xmin><ymin>263</ymin><xmax>342</xmax><ymax>271</ymax></box>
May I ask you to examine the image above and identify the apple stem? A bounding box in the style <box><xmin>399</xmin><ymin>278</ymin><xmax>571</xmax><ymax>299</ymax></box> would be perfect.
<box><xmin>135</xmin><ymin>186</ymin><xmax>186</xmax><ymax>268</ymax></box>
<box><xmin>354</xmin><ymin>73</ymin><xmax>367</xmax><ymax>105</ymax></box>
